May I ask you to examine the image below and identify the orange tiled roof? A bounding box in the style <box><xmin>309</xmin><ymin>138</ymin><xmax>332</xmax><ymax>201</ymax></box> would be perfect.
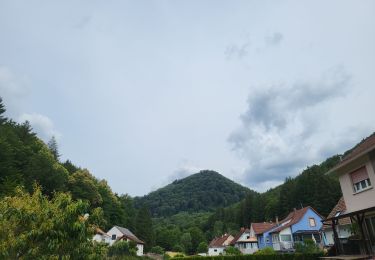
<box><xmin>209</xmin><ymin>234</ymin><xmax>233</xmax><ymax>248</ymax></box>
<box><xmin>251</xmin><ymin>222</ymin><xmax>276</xmax><ymax>235</ymax></box>
<box><xmin>322</xmin><ymin>197</ymin><xmax>351</xmax><ymax>229</ymax></box>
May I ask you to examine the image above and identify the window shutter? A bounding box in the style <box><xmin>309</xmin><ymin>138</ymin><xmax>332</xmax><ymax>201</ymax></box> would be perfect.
<box><xmin>350</xmin><ymin>166</ymin><xmax>369</xmax><ymax>183</ymax></box>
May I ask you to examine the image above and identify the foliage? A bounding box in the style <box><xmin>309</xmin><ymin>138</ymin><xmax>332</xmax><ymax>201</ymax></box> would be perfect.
<box><xmin>174</xmin><ymin>254</ymin><xmax>324</xmax><ymax>260</ymax></box>
<box><xmin>197</xmin><ymin>242</ymin><xmax>208</xmax><ymax>253</ymax></box>
<box><xmin>253</xmin><ymin>247</ymin><xmax>276</xmax><ymax>255</ymax></box>
<box><xmin>134</xmin><ymin>170</ymin><xmax>251</xmax><ymax>217</ymax></box>
<box><xmin>294</xmin><ymin>239</ymin><xmax>321</xmax><ymax>254</ymax></box>
<box><xmin>107</xmin><ymin>240</ymin><xmax>137</xmax><ymax>257</ymax></box>
<box><xmin>136</xmin><ymin>205</ymin><xmax>154</xmax><ymax>251</ymax></box>
<box><xmin>150</xmin><ymin>246</ymin><xmax>165</xmax><ymax>254</ymax></box>
<box><xmin>180</xmin><ymin>233</ymin><xmax>193</xmax><ymax>254</ymax></box>
<box><xmin>0</xmin><ymin>186</ymin><xmax>105</xmax><ymax>259</ymax></box>
<box><xmin>224</xmin><ymin>246</ymin><xmax>242</xmax><ymax>255</ymax></box>
<box><xmin>47</xmin><ymin>135</ymin><xmax>60</xmax><ymax>161</ymax></box>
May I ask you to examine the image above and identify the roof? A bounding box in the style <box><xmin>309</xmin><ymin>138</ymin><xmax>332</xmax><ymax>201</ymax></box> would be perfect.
<box><xmin>231</xmin><ymin>228</ymin><xmax>254</xmax><ymax>245</ymax></box>
<box><xmin>270</xmin><ymin>206</ymin><xmax>323</xmax><ymax>233</ymax></box>
<box><xmin>115</xmin><ymin>226</ymin><xmax>145</xmax><ymax>244</ymax></box>
<box><xmin>209</xmin><ymin>234</ymin><xmax>233</xmax><ymax>248</ymax></box>
<box><xmin>96</xmin><ymin>227</ymin><xmax>110</xmax><ymax>237</ymax></box>
<box><xmin>327</xmin><ymin>133</ymin><xmax>375</xmax><ymax>174</ymax></box>
<box><xmin>322</xmin><ymin>197</ymin><xmax>351</xmax><ymax>229</ymax></box>
<box><xmin>251</xmin><ymin>222</ymin><xmax>276</xmax><ymax>235</ymax></box>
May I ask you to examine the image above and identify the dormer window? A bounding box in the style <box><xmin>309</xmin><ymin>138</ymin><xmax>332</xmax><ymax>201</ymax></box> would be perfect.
<box><xmin>351</xmin><ymin>166</ymin><xmax>371</xmax><ymax>193</ymax></box>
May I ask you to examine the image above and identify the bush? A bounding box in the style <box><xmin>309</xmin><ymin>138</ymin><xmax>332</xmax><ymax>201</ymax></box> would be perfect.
<box><xmin>173</xmin><ymin>253</ymin><xmax>324</xmax><ymax>260</ymax></box>
<box><xmin>224</xmin><ymin>246</ymin><xmax>242</xmax><ymax>255</ymax></box>
<box><xmin>294</xmin><ymin>239</ymin><xmax>321</xmax><ymax>254</ymax></box>
<box><xmin>108</xmin><ymin>241</ymin><xmax>137</xmax><ymax>257</ymax></box>
<box><xmin>197</xmin><ymin>242</ymin><xmax>208</xmax><ymax>253</ymax></box>
<box><xmin>253</xmin><ymin>247</ymin><xmax>276</xmax><ymax>255</ymax></box>
<box><xmin>173</xmin><ymin>244</ymin><xmax>185</xmax><ymax>252</ymax></box>
<box><xmin>151</xmin><ymin>246</ymin><xmax>165</xmax><ymax>254</ymax></box>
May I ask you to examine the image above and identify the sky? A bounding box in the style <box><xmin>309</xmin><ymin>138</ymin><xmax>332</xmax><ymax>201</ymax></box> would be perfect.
<box><xmin>0</xmin><ymin>0</ymin><xmax>374</xmax><ymax>196</ymax></box>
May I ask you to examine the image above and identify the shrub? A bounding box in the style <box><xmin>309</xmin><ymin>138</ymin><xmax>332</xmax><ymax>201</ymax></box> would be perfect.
<box><xmin>224</xmin><ymin>246</ymin><xmax>242</xmax><ymax>255</ymax></box>
<box><xmin>173</xmin><ymin>244</ymin><xmax>185</xmax><ymax>252</ymax></box>
<box><xmin>108</xmin><ymin>241</ymin><xmax>137</xmax><ymax>257</ymax></box>
<box><xmin>197</xmin><ymin>242</ymin><xmax>208</xmax><ymax>253</ymax></box>
<box><xmin>151</xmin><ymin>246</ymin><xmax>165</xmax><ymax>254</ymax></box>
<box><xmin>294</xmin><ymin>239</ymin><xmax>321</xmax><ymax>254</ymax></box>
<box><xmin>253</xmin><ymin>247</ymin><xmax>276</xmax><ymax>255</ymax></box>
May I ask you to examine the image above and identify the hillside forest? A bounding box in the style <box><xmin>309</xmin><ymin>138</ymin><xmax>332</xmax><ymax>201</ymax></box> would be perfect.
<box><xmin>0</xmin><ymin>97</ymin><xmax>345</xmax><ymax>256</ymax></box>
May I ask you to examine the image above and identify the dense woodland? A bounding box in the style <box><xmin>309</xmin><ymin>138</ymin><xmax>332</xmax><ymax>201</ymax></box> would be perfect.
<box><xmin>0</xmin><ymin>97</ymin><xmax>347</xmax><ymax>256</ymax></box>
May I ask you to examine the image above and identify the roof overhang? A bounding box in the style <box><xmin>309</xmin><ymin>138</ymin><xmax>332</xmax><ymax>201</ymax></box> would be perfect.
<box><xmin>323</xmin><ymin>206</ymin><xmax>375</xmax><ymax>222</ymax></box>
<box><xmin>325</xmin><ymin>145</ymin><xmax>375</xmax><ymax>175</ymax></box>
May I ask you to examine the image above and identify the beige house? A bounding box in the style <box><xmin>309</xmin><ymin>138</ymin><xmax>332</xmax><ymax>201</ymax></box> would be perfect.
<box><xmin>325</xmin><ymin>134</ymin><xmax>375</xmax><ymax>255</ymax></box>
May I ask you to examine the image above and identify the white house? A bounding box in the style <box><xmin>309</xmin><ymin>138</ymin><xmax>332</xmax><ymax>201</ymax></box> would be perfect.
<box><xmin>208</xmin><ymin>234</ymin><xmax>234</xmax><ymax>256</ymax></box>
<box><xmin>97</xmin><ymin>226</ymin><xmax>145</xmax><ymax>256</ymax></box>
<box><xmin>322</xmin><ymin>197</ymin><xmax>352</xmax><ymax>246</ymax></box>
<box><xmin>231</xmin><ymin>228</ymin><xmax>259</xmax><ymax>254</ymax></box>
<box><xmin>93</xmin><ymin>228</ymin><xmax>111</xmax><ymax>244</ymax></box>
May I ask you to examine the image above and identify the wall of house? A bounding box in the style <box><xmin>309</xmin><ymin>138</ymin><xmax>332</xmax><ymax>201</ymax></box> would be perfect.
<box><xmin>93</xmin><ymin>234</ymin><xmax>111</xmax><ymax>244</ymax></box>
<box><xmin>235</xmin><ymin>242</ymin><xmax>258</xmax><ymax>254</ymax></box>
<box><xmin>291</xmin><ymin>208</ymin><xmax>323</xmax><ymax>233</ymax></box>
<box><xmin>106</xmin><ymin>227</ymin><xmax>123</xmax><ymax>246</ymax></box>
<box><xmin>208</xmin><ymin>247</ymin><xmax>224</xmax><ymax>256</ymax></box>
<box><xmin>136</xmin><ymin>244</ymin><xmax>144</xmax><ymax>256</ymax></box>
<box><xmin>323</xmin><ymin>225</ymin><xmax>352</xmax><ymax>246</ymax></box>
<box><xmin>337</xmin><ymin>155</ymin><xmax>375</xmax><ymax>213</ymax></box>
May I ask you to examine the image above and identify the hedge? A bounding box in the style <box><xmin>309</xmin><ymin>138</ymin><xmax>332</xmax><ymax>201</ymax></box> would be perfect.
<box><xmin>174</xmin><ymin>253</ymin><xmax>324</xmax><ymax>260</ymax></box>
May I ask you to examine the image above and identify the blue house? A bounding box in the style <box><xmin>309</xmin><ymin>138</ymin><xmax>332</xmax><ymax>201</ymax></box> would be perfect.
<box><xmin>250</xmin><ymin>206</ymin><xmax>324</xmax><ymax>252</ymax></box>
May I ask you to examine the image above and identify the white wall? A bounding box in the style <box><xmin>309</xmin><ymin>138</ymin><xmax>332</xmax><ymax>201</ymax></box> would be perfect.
<box><xmin>323</xmin><ymin>225</ymin><xmax>352</xmax><ymax>246</ymax></box>
<box><xmin>106</xmin><ymin>226</ymin><xmax>144</xmax><ymax>256</ymax></box>
<box><xmin>208</xmin><ymin>247</ymin><xmax>224</xmax><ymax>256</ymax></box>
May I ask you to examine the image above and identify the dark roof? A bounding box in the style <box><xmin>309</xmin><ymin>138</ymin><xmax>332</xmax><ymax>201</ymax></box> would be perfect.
<box><xmin>96</xmin><ymin>227</ymin><xmax>110</xmax><ymax>237</ymax></box>
<box><xmin>322</xmin><ymin>197</ymin><xmax>351</xmax><ymax>229</ymax></box>
<box><xmin>270</xmin><ymin>206</ymin><xmax>323</xmax><ymax>233</ymax></box>
<box><xmin>209</xmin><ymin>234</ymin><xmax>233</xmax><ymax>248</ymax></box>
<box><xmin>328</xmin><ymin>133</ymin><xmax>375</xmax><ymax>174</ymax></box>
<box><xmin>115</xmin><ymin>226</ymin><xmax>145</xmax><ymax>244</ymax></box>
<box><xmin>251</xmin><ymin>222</ymin><xmax>276</xmax><ymax>235</ymax></box>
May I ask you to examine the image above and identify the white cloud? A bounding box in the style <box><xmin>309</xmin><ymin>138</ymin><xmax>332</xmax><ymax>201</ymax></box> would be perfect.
<box><xmin>18</xmin><ymin>113</ymin><xmax>61</xmax><ymax>142</ymax></box>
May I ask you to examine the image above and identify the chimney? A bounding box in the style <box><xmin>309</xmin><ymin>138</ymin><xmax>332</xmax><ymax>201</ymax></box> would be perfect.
<box><xmin>276</xmin><ymin>216</ymin><xmax>279</xmax><ymax>225</ymax></box>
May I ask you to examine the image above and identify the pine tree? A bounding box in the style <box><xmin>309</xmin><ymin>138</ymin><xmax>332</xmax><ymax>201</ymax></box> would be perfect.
<box><xmin>135</xmin><ymin>206</ymin><xmax>154</xmax><ymax>251</ymax></box>
<box><xmin>0</xmin><ymin>97</ymin><xmax>7</xmax><ymax>124</ymax></box>
<box><xmin>47</xmin><ymin>136</ymin><xmax>60</xmax><ymax>161</ymax></box>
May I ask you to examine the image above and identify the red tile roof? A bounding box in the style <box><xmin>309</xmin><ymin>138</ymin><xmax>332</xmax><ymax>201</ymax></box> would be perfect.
<box><xmin>209</xmin><ymin>234</ymin><xmax>233</xmax><ymax>248</ymax></box>
<box><xmin>329</xmin><ymin>133</ymin><xmax>375</xmax><ymax>173</ymax></box>
<box><xmin>270</xmin><ymin>206</ymin><xmax>323</xmax><ymax>233</ymax></box>
<box><xmin>251</xmin><ymin>222</ymin><xmax>276</xmax><ymax>235</ymax></box>
<box><xmin>322</xmin><ymin>197</ymin><xmax>351</xmax><ymax>229</ymax></box>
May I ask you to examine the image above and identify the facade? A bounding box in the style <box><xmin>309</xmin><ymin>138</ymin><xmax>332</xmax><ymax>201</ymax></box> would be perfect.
<box><xmin>208</xmin><ymin>234</ymin><xmax>234</xmax><ymax>256</ymax></box>
<box><xmin>322</xmin><ymin>197</ymin><xmax>352</xmax><ymax>246</ymax></box>
<box><xmin>325</xmin><ymin>134</ymin><xmax>375</xmax><ymax>255</ymax></box>
<box><xmin>105</xmin><ymin>226</ymin><xmax>145</xmax><ymax>256</ymax></box>
<box><xmin>269</xmin><ymin>207</ymin><xmax>323</xmax><ymax>251</ymax></box>
<box><xmin>231</xmin><ymin>228</ymin><xmax>259</xmax><ymax>254</ymax></box>
<box><xmin>250</xmin><ymin>222</ymin><xmax>276</xmax><ymax>249</ymax></box>
<box><xmin>93</xmin><ymin>228</ymin><xmax>111</xmax><ymax>244</ymax></box>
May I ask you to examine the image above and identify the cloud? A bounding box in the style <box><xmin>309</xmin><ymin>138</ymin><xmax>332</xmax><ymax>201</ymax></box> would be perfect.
<box><xmin>225</xmin><ymin>41</ymin><xmax>251</xmax><ymax>60</ymax></box>
<box><xmin>169</xmin><ymin>160</ymin><xmax>202</xmax><ymax>181</ymax></box>
<box><xmin>18</xmin><ymin>113</ymin><xmax>61</xmax><ymax>142</ymax></box>
<box><xmin>265</xmin><ymin>32</ymin><xmax>283</xmax><ymax>46</ymax></box>
<box><xmin>228</xmin><ymin>66</ymin><xmax>353</xmax><ymax>191</ymax></box>
<box><xmin>0</xmin><ymin>66</ymin><xmax>30</xmax><ymax>115</ymax></box>
<box><xmin>73</xmin><ymin>15</ymin><xmax>92</xmax><ymax>29</ymax></box>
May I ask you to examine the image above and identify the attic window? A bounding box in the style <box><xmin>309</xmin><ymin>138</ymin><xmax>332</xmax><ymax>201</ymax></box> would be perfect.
<box><xmin>112</xmin><ymin>234</ymin><xmax>116</xmax><ymax>240</ymax></box>
<box><xmin>334</xmin><ymin>211</ymin><xmax>341</xmax><ymax>217</ymax></box>
<box><xmin>309</xmin><ymin>218</ymin><xmax>316</xmax><ymax>227</ymax></box>
<box><xmin>351</xmin><ymin>166</ymin><xmax>371</xmax><ymax>193</ymax></box>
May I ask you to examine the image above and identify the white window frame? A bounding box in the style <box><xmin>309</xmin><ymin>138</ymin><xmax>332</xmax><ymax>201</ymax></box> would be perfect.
<box><xmin>309</xmin><ymin>217</ymin><xmax>316</xmax><ymax>227</ymax></box>
<box><xmin>353</xmin><ymin>178</ymin><xmax>372</xmax><ymax>193</ymax></box>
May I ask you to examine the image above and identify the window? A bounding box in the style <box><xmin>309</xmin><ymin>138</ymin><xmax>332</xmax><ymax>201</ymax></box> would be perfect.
<box><xmin>246</xmin><ymin>235</ymin><xmax>250</xmax><ymax>239</ymax></box>
<box><xmin>266</xmin><ymin>237</ymin><xmax>270</xmax><ymax>243</ymax></box>
<box><xmin>309</xmin><ymin>218</ymin><xmax>316</xmax><ymax>227</ymax></box>
<box><xmin>214</xmin><ymin>249</ymin><xmax>217</xmax><ymax>252</ymax></box>
<box><xmin>280</xmin><ymin>235</ymin><xmax>292</xmax><ymax>242</ymax></box>
<box><xmin>351</xmin><ymin>167</ymin><xmax>371</xmax><ymax>193</ymax></box>
<box><xmin>112</xmin><ymin>234</ymin><xmax>116</xmax><ymax>240</ymax></box>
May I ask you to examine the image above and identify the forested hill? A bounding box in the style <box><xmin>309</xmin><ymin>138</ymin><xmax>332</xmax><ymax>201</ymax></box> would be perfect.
<box><xmin>134</xmin><ymin>170</ymin><xmax>253</xmax><ymax>217</ymax></box>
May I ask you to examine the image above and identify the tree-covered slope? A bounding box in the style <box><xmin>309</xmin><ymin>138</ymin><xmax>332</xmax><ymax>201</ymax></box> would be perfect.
<box><xmin>134</xmin><ymin>170</ymin><xmax>253</xmax><ymax>217</ymax></box>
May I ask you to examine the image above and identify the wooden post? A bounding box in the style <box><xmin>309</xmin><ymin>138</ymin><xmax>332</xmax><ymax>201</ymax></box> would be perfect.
<box><xmin>332</xmin><ymin>219</ymin><xmax>342</xmax><ymax>255</ymax></box>
<box><xmin>356</xmin><ymin>213</ymin><xmax>370</xmax><ymax>255</ymax></box>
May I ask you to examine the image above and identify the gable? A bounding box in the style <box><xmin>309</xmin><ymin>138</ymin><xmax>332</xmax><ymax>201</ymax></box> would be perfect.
<box><xmin>291</xmin><ymin>207</ymin><xmax>323</xmax><ymax>232</ymax></box>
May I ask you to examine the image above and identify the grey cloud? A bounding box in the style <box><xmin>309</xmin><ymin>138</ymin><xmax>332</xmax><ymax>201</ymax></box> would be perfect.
<box><xmin>225</xmin><ymin>41</ymin><xmax>251</xmax><ymax>60</ymax></box>
<box><xmin>18</xmin><ymin>113</ymin><xmax>61</xmax><ymax>142</ymax></box>
<box><xmin>265</xmin><ymin>32</ymin><xmax>283</xmax><ymax>46</ymax></box>
<box><xmin>228</xmin><ymin>67</ymin><xmax>352</xmax><ymax>189</ymax></box>
<box><xmin>73</xmin><ymin>16</ymin><xmax>92</xmax><ymax>29</ymax></box>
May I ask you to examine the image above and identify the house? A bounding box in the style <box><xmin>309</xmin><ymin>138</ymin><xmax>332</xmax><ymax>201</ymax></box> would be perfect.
<box><xmin>208</xmin><ymin>234</ymin><xmax>234</xmax><ymax>256</ymax></box>
<box><xmin>231</xmin><ymin>227</ymin><xmax>259</xmax><ymax>254</ymax></box>
<box><xmin>324</xmin><ymin>133</ymin><xmax>375</xmax><ymax>255</ymax></box>
<box><xmin>268</xmin><ymin>206</ymin><xmax>323</xmax><ymax>251</ymax></box>
<box><xmin>249</xmin><ymin>222</ymin><xmax>276</xmax><ymax>249</ymax></box>
<box><xmin>93</xmin><ymin>228</ymin><xmax>111</xmax><ymax>244</ymax></box>
<box><xmin>322</xmin><ymin>197</ymin><xmax>352</xmax><ymax>246</ymax></box>
<box><xmin>106</xmin><ymin>226</ymin><xmax>145</xmax><ymax>256</ymax></box>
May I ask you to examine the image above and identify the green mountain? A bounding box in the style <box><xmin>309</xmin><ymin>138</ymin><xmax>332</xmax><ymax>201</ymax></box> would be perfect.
<box><xmin>134</xmin><ymin>170</ymin><xmax>253</xmax><ymax>217</ymax></box>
